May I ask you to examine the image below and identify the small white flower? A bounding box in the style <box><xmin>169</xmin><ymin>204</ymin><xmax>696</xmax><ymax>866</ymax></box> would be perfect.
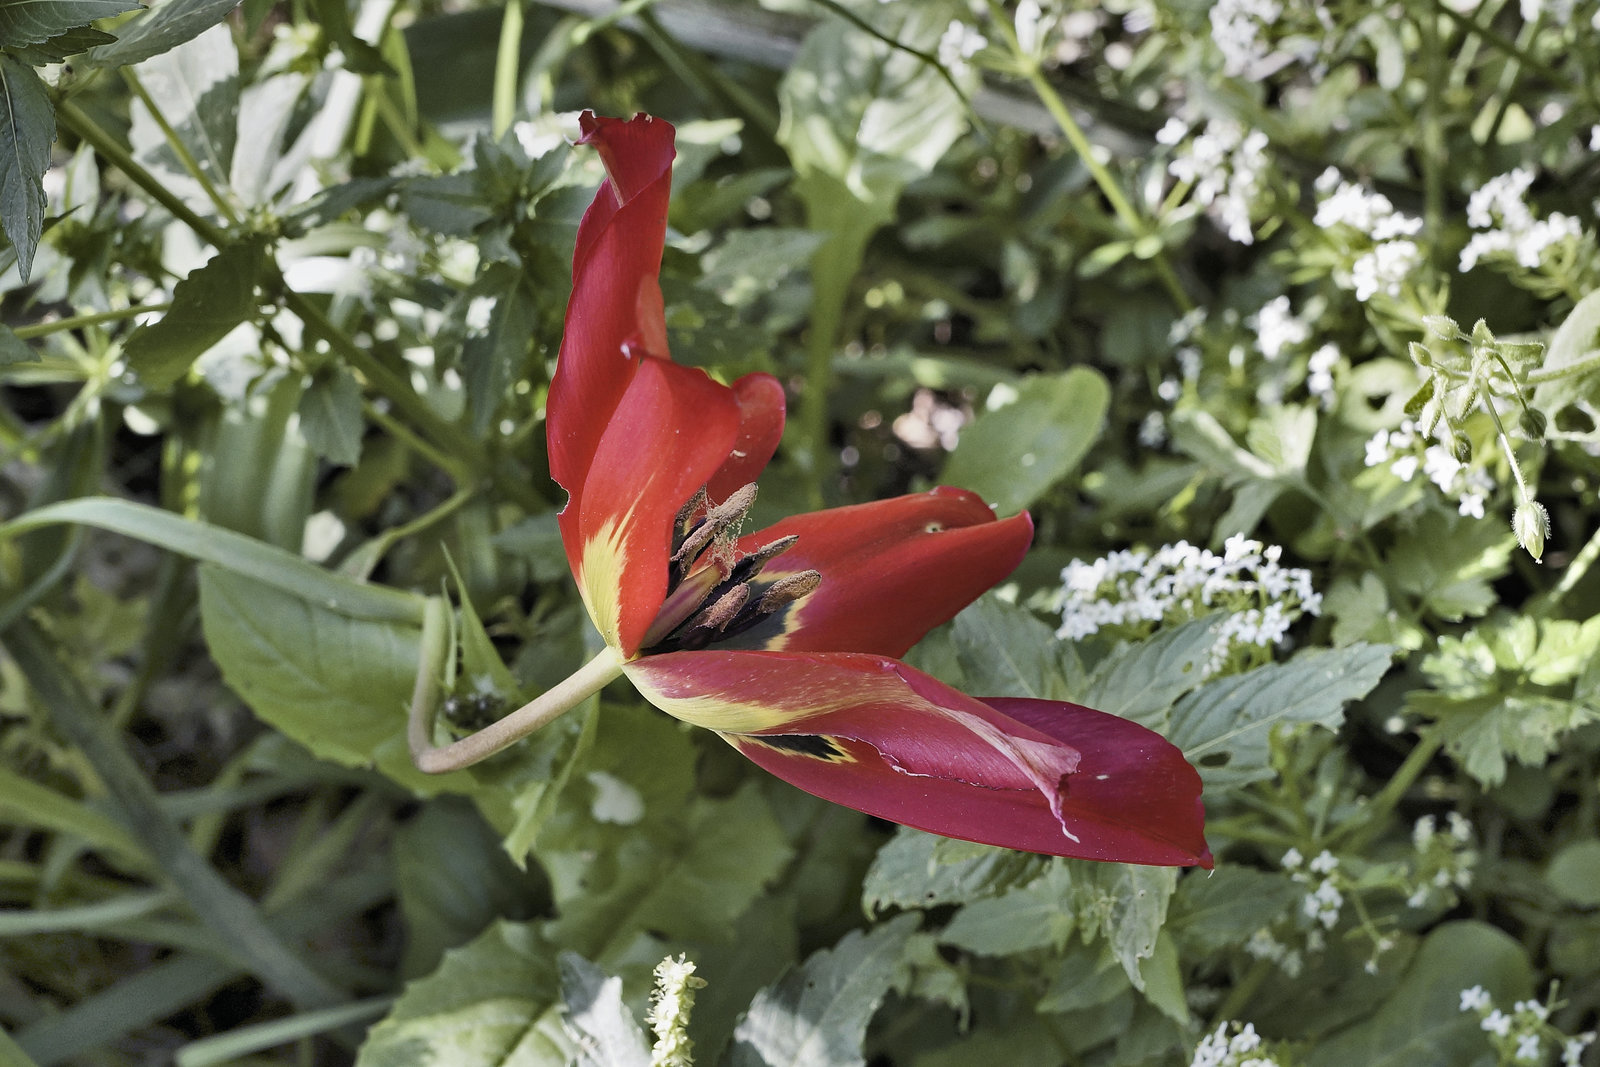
<box><xmin>1309</xmin><ymin>850</ymin><xmax>1339</xmax><ymax>874</ymax></box>
<box><xmin>1460</xmin><ymin>985</ymin><xmax>1492</xmax><ymax>1012</ymax></box>
<box><xmin>1483</xmin><ymin>1009</ymin><xmax>1513</xmax><ymax>1036</ymax></box>
<box><xmin>1516</xmin><ymin>1033</ymin><xmax>1542</xmax><ymax>1062</ymax></box>
<box><xmin>1282</xmin><ymin>847</ymin><xmax>1304</xmax><ymax>869</ymax></box>
<box><xmin>937</xmin><ymin>20</ymin><xmax>987</xmax><ymax>69</ymax></box>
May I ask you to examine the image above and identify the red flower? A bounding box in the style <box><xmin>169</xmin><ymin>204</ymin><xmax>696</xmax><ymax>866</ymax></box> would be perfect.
<box><xmin>546</xmin><ymin>111</ymin><xmax>1209</xmax><ymax>867</ymax></box>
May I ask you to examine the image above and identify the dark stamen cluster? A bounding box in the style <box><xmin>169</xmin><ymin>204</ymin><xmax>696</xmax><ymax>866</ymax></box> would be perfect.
<box><xmin>641</xmin><ymin>483</ymin><xmax>821</xmax><ymax>654</ymax></box>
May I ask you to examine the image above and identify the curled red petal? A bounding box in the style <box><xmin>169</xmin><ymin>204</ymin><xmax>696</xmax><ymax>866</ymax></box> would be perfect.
<box><xmin>705</xmin><ymin>372</ymin><xmax>786</xmax><ymax>503</ymax></box>
<box><xmin>627</xmin><ymin>650</ymin><xmax>1207</xmax><ymax>864</ymax></box>
<box><xmin>566</xmin><ymin>356</ymin><xmax>739</xmax><ymax>656</ymax></box>
<box><xmin>548</xmin><ymin>112</ymin><xmax>676</xmax><ymax>514</ymax></box>
<box><xmin>731</xmin><ymin>488</ymin><xmax>1033</xmax><ymax>657</ymax></box>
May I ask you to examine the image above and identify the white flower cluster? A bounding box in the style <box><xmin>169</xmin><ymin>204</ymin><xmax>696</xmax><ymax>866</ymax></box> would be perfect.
<box><xmin>1459</xmin><ymin>167</ymin><xmax>1585</xmax><ymax>273</ymax></box>
<box><xmin>1244</xmin><ymin>926</ymin><xmax>1304</xmax><ymax>978</ymax></box>
<box><xmin>1209</xmin><ymin>0</ymin><xmax>1283</xmax><ymax>77</ymax></box>
<box><xmin>1253</xmin><ymin>296</ymin><xmax>1310</xmax><ymax>361</ymax></box>
<box><xmin>647</xmin><ymin>954</ymin><xmax>707</xmax><ymax>1067</ymax></box>
<box><xmin>1191</xmin><ymin>1021</ymin><xmax>1291</xmax><ymax>1067</ymax></box>
<box><xmin>937</xmin><ymin>20</ymin><xmax>987</xmax><ymax>72</ymax></box>
<box><xmin>1057</xmin><ymin>535</ymin><xmax>1321</xmax><ymax>676</ymax></box>
<box><xmin>1306</xmin><ymin>344</ymin><xmax>1340</xmax><ymax>408</ymax></box>
<box><xmin>1407</xmin><ymin>812</ymin><xmax>1477</xmax><ymax>908</ymax></box>
<box><xmin>1313</xmin><ymin>169</ymin><xmax>1424</xmax><ymax>302</ymax></box>
<box><xmin>1460</xmin><ymin>985</ymin><xmax>1595</xmax><ymax>1066</ymax></box>
<box><xmin>1160</xmin><ymin>118</ymin><xmax>1273</xmax><ymax>244</ymax></box>
<box><xmin>1364</xmin><ymin>418</ymin><xmax>1495</xmax><ymax>519</ymax></box>
<box><xmin>1284</xmin><ymin>848</ymin><xmax>1344</xmax><ymax>930</ymax></box>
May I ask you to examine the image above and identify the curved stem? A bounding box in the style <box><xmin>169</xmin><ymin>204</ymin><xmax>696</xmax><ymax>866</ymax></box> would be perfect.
<box><xmin>12</xmin><ymin>303</ymin><xmax>172</xmax><ymax>340</ymax></box>
<box><xmin>493</xmin><ymin>0</ymin><xmax>525</xmax><ymax>138</ymax></box>
<box><xmin>409</xmin><ymin>602</ymin><xmax>624</xmax><ymax>773</ymax></box>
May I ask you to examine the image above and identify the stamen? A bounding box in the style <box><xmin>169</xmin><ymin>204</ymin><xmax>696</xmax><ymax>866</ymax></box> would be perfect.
<box><xmin>728</xmin><ymin>534</ymin><xmax>799</xmax><ymax>585</ymax></box>
<box><xmin>671</xmin><ymin>487</ymin><xmax>708</xmax><ymax>552</ymax></box>
<box><xmin>672</xmin><ymin>483</ymin><xmax>757</xmax><ymax>567</ymax></box>
<box><xmin>689</xmin><ymin>584</ymin><xmax>750</xmax><ymax>632</ymax></box>
<box><xmin>758</xmin><ymin>570</ymin><xmax>822</xmax><ymax>613</ymax></box>
<box><xmin>640</xmin><ymin>562</ymin><xmax>729</xmax><ymax>648</ymax></box>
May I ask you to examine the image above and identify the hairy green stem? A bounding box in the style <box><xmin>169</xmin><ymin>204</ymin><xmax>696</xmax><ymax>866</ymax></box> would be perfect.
<box><xmin>1526</xmin><ymin>347</ymin><xmax>1600</xmax><ymax>383</ymax></box>
<box><xmin>408</xmin><ymin>600</ymin><xmax>624</xmax><ymax>772</ymax></box>
<box><xmin>2</xmin><ymin>618</ymin><xmax>346</xmax><ymax>1010</ymax></box>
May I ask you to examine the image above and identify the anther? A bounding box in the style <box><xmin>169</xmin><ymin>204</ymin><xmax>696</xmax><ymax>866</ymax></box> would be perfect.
<box><xmin>689</xmin><ymin>584</ymin><xmax>750</xmax><ymax>633</ymax></box>
<box><xmin>757</xmin><ymin>570</ymin><xmax>822</xmax><ymax>613</ymax></box>
<box><xmin>672</xmin><ymin>487</ymin><xmax>708</xmax><ymax>547</ymax></box>
<box><xmin>672</xmin><ymin>483</ymin><xmax>757</xmax><ymax>566</ymax></box>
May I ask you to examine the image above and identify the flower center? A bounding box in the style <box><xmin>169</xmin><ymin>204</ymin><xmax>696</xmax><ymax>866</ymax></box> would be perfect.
<box><xmin>639</xmin><ymin>483</ymin><xmax>821</xmax><ymax>654</ymax></box>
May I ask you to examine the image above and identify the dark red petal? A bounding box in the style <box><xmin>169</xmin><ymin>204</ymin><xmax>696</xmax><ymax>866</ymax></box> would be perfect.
<box><xmin>732</xmin><ymin>488</ymin><xmax>1033</xmax><ymax>657</ymax></box>
<box><xmin>566</xmin><ymin>356</ymin><xmax>740</xmax><ymax>656</ymax></box>
<box><xmin>982</xmin><ymin>697</ymin><xmax>1212</xmax><ymax>868</ymax></box>
<box><xmin>705</xmin><ymin>373</ymin><xmax>786</xmax><ymax>504</ymax></box>
<box><xmin>548</xmin><ymin>113</ymin><xmax>676</xmax><ymax>512</ymax></box>
<box><xmin>626</xmin><ymin>649</ymin><xmax>1207</xmax><ymax>865</ymax></box>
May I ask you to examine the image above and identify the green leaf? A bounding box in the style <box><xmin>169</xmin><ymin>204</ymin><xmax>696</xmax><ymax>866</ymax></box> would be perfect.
<box><xmin>356</xmin><ymin>920</ymin><xmax>574</xmax><ymax>1067</ymax></box>
<box><xmin>728</xmin><ymin>913</ymin><xmax>919</xmax><ymax>1067</ymax></box>
<box><xmin>1307</xmin><ymin>922</ymin><xmax>1532</xmax><ymax>1067</ymax></box>
<box><xmin>0</xmin><ymin>54</ymin><xmax>53</xmax><ymax>283</ymax></box>
<box><xmin>1533</xmin><ymin>287</ymin><xmax>1600</xmax><ymax>412</ymax></box>
<box><xmin>1245</xmin><ymin>404</ymin><xmax>1317</xmax><ymax>474</ymax></box>
<box><xmin>1389</xmin><ymin>510</ymin><xmax>1514</xmax><ymax>622</ymax></box>
<box><xmin>6</xmin><ymin>24</ymin><xmax>117</xmax><ymax>65</ymax></box>
<box><xmin>297</xmin><ymin>364</ymin><xmax>365</xmax><ymax>466</ymax></box>
<box><xmin>861</xmin><ymin>826</ymin><xmax>1044</xmax><ymax>913</ymax></box>
<box><xmin>942</xmin><ymin>368</ymin><xmax>1111</xmax><ymax>514</ymax></box>
<box><xmin>1547</xmin><ymin>840</ymin><xmax>1600</xmax><ymax>908</ymax></box>
<box><xmin>1167</xmin><ymin>866</ymin><xmax>1302</xmax><ymax>955</ymax></box>
<box><xmin>948</xmin><ymin>595</ymin><xmax>1074</xmax><ymax>701</ymax></box>
<box><xmin>125</xmin><ymin>21</ymin><xmax>238</xmax><ymax>189</ymax></box>
<box><xmin>558</xmin><ymin>954</ymin><xmax>650</xmax><ymax>1067</ymax></box>
<box><xmin>1413</xmin><ymin>691</ymin><xmax>1599</xmax><ymax>786</ymax></box>
<box><xmin>1079</xmin><ymin>617</ymin><xmax>1222</xmax><ymax>729</ymax></box>
<box><xmin>1168</xmin><ymin>644</ymin><xmax>1394</xmax><ymax>790</ymax></box>
<box><xmin>123</xmin><ymin>236</ymin><xmax>266</xmax><ymax>388</ymax></box>
<box><xmin>0</xmin><ymin>0</ymin><xmax>141</xmax><ymax>49</ymax></box>
<box><xmin>85</xmin><ymin>0</ymin><xmax>242</xmax><ymax>67</ymax></box>
<box><xmin>0</xmin><ymin>323</ymin><xmax>38</xmax><ymax>364</ymax></box>
<box><xmin>938</xmin><ymin>862</ymin><xmax>1079</xmax><ymax>957</ymax></box>
<box><xmin>0</xmin><ymin>765</ymin><xmax>145</xmax><ymax>863</ymax></box>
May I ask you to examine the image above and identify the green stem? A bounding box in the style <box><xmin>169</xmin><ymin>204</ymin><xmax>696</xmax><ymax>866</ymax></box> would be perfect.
<box><xmin>1212</xmin><ymin>957</ymin><xmax>1273</xmax><ymax>1023</ymax></box>
<box><xmin>408</xmin><ymin>599</ymin><xmax>624</xmax><ymax>773</ymax></box>
<box><xmin>1338</xmin><ymin>727</ymin><xmax>1447</xmax><ymax>852</ymax></box>
<box><xmin>493</xmin><ymin>0</ymin><xmax>524</xmax><ymax>138</ymax></box>
<box><xmin>12</xmin><ymin>303</ymin><xmax>173</xmax><ymax>340</ymax></box>
<box><xmin>121</xmin><ymin>68</ymin><xmax>240</xmax><ymax>225</ymax></box>
<box><xmin>2</xmin><ymin>617</ymin><xmax>346</xmax><ymax>1010</ymax></box>
<box><xmin>1526</xmin><ymin>347</ymin><xmax>1600</xmax><ymax>384</ymax></box>
<box><xmin>1537</xmin><ymin>520</ymin><xmax>1600</xmax><ymax>611</ymax></box>
<box><xmin>992</xmin><ymin>9</ymin><xmax>1191</xmax><ymax>312</ymax></box>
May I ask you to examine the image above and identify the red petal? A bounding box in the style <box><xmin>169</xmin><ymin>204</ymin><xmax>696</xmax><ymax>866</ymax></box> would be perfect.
<box><xmin>566</xmin><ymin>356</ymin><xmax>740</xmax><ymax>656</ymax></box>
<box><xmin>626</xmin><ymin>650</ymin><xmax>1209</xmax><ymax>865</ymax></box>
<box><xmin>705</xmin><ymin>373</ymin><xmax>786</xmax><ymax>503</ymax></box>
<box><xmin>548</xmin><ymin>113</ymin><xmax>676</xmax><ymax>512</ymax></box>
<box><xmin>731</xmin><ymin>488</ymin><xmax>1033</xmax><ymax>657</ymax></box>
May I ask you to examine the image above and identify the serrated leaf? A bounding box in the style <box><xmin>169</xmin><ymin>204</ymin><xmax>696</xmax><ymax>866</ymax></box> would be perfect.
<box><xmin>0</xmin><ymin>54</ymin><xmax>53</xmax><ymax>282</ymax></box>
<box><xmin>1</xmin><ymin>324</ymin><xmax>38</xmax><ymax>364</ymax></box>
<box><xmin>297</xmin><ymin>364</ymin><xmax>364</xmax><ymax>466</ymax></box>
<box><xmin>729</xmin><ymin>914</ymin><xmax>918</xmax><ymax>1067</ymax></box>
<box><xmin>6</xmin><ymin>24</ymin><xmax>116</xmax><ymax>64</ymax></box>
<box><xmin>1389</xmin><ymin>511</ymin><xmax>1514</xmax><ymax>622</ymax></box>
<box><xmin>1245</xmin><ymin>404</ymin><xmax>1317</xmax><ymax>474</ymax></box>
<box><xmin>1168</xmin><ymin>866</ymin><xmax>1302</xmax><ymax>954</ymax></box>
<box><xmin>123</xmin><ymin>236</ymin><xmax>265</xmax><ymax>388</ymax></box>
<box><xmin>1168</xmin><ymin>644</ymin><xmax>1394</xmax><ymax>790</ymax></box>
<box><xmin>84</xmin><ymin>0</ymin><xmax>240</xmax><ymax>67</ymax></box>
<box><xmin>559</xmin><ymin>954</ymin><xmax>650</xmax><ymax>1067</ymax></box>
<box><xmin>942</xmin><ymin>368</ymin><xmax>1111</xmax><ymax>515</ymax></box>
<box><xmin>1307</xmin><ymin>922</ymin><xmax>1532</xmax><ymax>1067</ymax></box>
<box><xmin>938</xmin><ymin>862</ymin><xmax>1079</xmax><ymax>956</ymax></box>
<box><xmin>0</xmin><ymin>0</ymin><xmax>141</xmax><ymax>49</ymax></box>
<box><xmin>1411</xmin><ymin>691</ymin><xmax>1599</xmax><ymax>786</ymax></box>
<box><xmin>356</xmin><ymin>920</ymin><xmax>574</xmax><ymax>1067</ymax></box>
<box><xmin>861</xmin><ymin>826</ymin><xmax>1044</xmax><ymax>913</ymax></box>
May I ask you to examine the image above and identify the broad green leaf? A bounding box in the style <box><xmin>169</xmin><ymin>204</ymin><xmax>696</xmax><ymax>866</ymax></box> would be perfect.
<box><xmin>1168</xmin><ymin>644</ymin><xmax>1394</xmax><ymax>790</ymax></box>
<box><xmin>85</xmin><ymin>0</ymin><xmax>242</xmax><ymax>67</ymax></box>
<box><xmin>1245</xmin><ymin>404</ymin><xmax>1317</xmax><ymax>474</ymax></box>
<box><xmin>0</xmin><ymin>497</ymin><xmax>425</xmax><ymax>623</ymax></box>
<box><xmin>942</xmin><ymin>368</ymin><xmax>1111</xmax><ymax>515</ymax></box>
<box><xmin>699</xmin><ymin>228</ymin><xmax>827</xmax><ymax>306</ymax></box>
<box><xmin>1079</xmin><ymin>617</ymin><xmax>1222</xmax><ymax>729</ymax></box>
<box><xmin>1547</xmin><ymin>840</ymin><xmax>1600</xmax><ymax>908</ymax></box>
<box><xmin>1167</xmin><ymin>866</ymin><xmax>1302</xmax><ymax>955</ymax></box>
<box><xmin>125</xmin><ymin>21</ymin><xmax>237</xmax><ymax>198</ymax></box>
<box><xmin>1389</xmin><ymin>510</ymin><xmax>1513</xmax><ymax>622</ymax></box>
<box><xmin>198</xmin><ymin>371</ymin><xmax>315</xmax><ymax>550</ymax></box>
<box><xmin>1138</xmin><ymin>931</ymin><xmax>1189</xmax><ymax>1025</ymax></box>
<box><xmin>1</xmin><ymin>323</ymin><xmax>38</xmax><ymax>364</ymax></box>
<box><xmin>1168</xmin><ymin>407</ymin><xmax>1277</xmax><ymax>483</ymax></box>
<box><xmin>861</xmin><ymin>826</ymin><xmax>1044</xmax><ymax>913</ymax></box>
<box><xmin>728</xmin><ymin>913</ymin><xmax>919</xmax><ymax>1067</ymax></box>
<box><xmin>123</xmin><ymin>236</ymin><xmax>267</xmax><ymax>389</ymax></box>
<box><xmin>297</xmin><ymin>364</ymin><xmax>365</xmax><ymax>466</ymax></box>
<box><xmin>1413</xmin><ymin>691</ymin><xmax>1599</xmax><ymax>786</ymax></box>
<box><xmin>356</xmin><ymin>920</ymin><xmax>574</xmax><ymax>1067</ymax></box>
<box><xmin>558</xmin><ymin>954</ymin><xmax>650</xmax><ymax>1067</ymax></box>
<box><xmin>0</xmin><ymin>0</ymin><xmax>140</xmax><ymax>49</ymax></box>
<box><xmin>0</xmin><ymin>54</ymin><xmax>53</xmax><ymax>282</ymax></box>
<box><xmin>1307</xmin><ymin>922</ymin><xmax>1532</xmax><ymax>1067</ymax></box>
<box><xmin>938</xmin><ymin>861</ymin><xmax>1079</xmax><ymax>957</ymax></box>
<box><xmin>948</xmin><ymin>595</ymin><xmax>1073</xmax><ymax>701</ymax></box>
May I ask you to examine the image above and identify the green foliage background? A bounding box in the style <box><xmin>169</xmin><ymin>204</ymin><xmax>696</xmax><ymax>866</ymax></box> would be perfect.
<box><xmin>2</xmin><ymin>0</ymin><xmax>1600</xmax><ymax>1064</ymax></box>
